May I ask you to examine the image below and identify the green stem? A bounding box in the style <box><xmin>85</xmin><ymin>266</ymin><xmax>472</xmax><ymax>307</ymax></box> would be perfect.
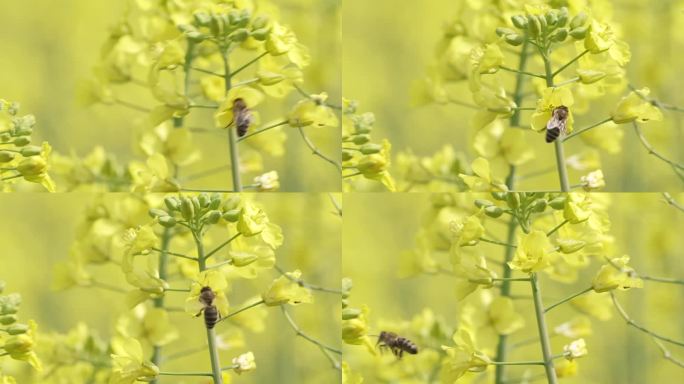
<box><xmin>563</xmin><ymin>117</ymin><xmax>612</xmax><ymax>142</ymax></box>
<box><xmin>633</xmin><ymin>122</ymin><xmax>684</xmax><ymax>171</ymax></box>
<box><xmin>151</xmin><ymin>229</ymin><xmax>173</xmax><ymax>383</ymax></box>
<box><xmin>229</xmin><ymin>51</ymin><xmax>268</xmax><ymax>78</ymax></box>
<box><xmin>530</xmin><ymin>273</ymin><xmax>558</xmax><ymax>384</ymax></box>
<box><xmin>499</xmin><ymin>65</ymin><xmax>546</xmax><ymax>79</ymax></box>
<box><xmin>640</xmin><ymin>275</ymin><xmax>684</xmax><ymax>285</ymax></box>
<box><xmin>544</xmin><ymin>286</ymin><xmax>592</xmax><ymax>313</ymax></box>
<box><xmin>175</xmin><ymin>40</ymin><xmax>195</xmax><ymax>128</ymax></box>
<box><xmin>541</xmin><ymin>49</ymin><xmax>570</xmax><ymax>192</ymax></box>
<box><xmin>273</xmin><ymin>265</ymin><xmax>342</xmax><ymax>294</ymax></box>
<box><xmin>158</xmin><ymin>371</ymin><xmax>213</xmax><ymax>377</ymax></box>
<box><xmin>494</xmin><ymin>216</ymin><xmax>519</xmax><ymax>384</ymax></box>
<box><xmin>281</xmin><ymin>306</ymin><xmax>342</xmax><ymax>360</ymax></box>
<box><xmin>217</xmin><ymin>300</ymin><xmax>266</xmax><ymax>323</ymax></box>
<box><xmin>204</xmin><ymin>233</ymin><xmax>241</xmax><ymax>262</ymax></box>
<box><xmin>545</xmin><ymin>219</ymin><xmax>569</xmax><ymax>237</ymax></box>
<box><xmin>480</xmin><ymin>237</ymin><xmax>517</xmax><ymax>248</ymax></box>
<box><xmin>611</xmin><ymin>292</ymin><xmax>684</xmax><ymax>347</ymax></box>
<box><xmin>222</xmin><ymin>51</ymin><xmax>241</xmax><ymax>192</ymax></box>
<box><xmin>551</xmin><ymin>50</ymin><xmax>589</xmax><ymax>78</ymax></box>
<box><xmin>193</xmin><ymin>233</ymin><xmax>222</xmax><ymax>384</ymax></box>
<box><xmin>237</xmin><ymin>120</ymin><xmax>289</xmax><ymax>142</ymax></box>
<box><xmin>490</xmin><ymin>360</ymin><xmax>545</xmax><ymax>366</ymax></box>
<box><xmin>663</xmin><ymin>193</ymin><xmax>684</xmax><ymax>213</ymax></box>
<box><xmin>297</xmin><ymin>126</ymin><xmax>342</xmax><ymax>173</ymax></box>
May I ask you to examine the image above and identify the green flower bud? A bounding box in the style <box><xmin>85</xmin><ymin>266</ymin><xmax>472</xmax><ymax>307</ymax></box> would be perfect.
<box><xmin>474</xmin><ymin>199</ymin><xmax>493</xmax><ymax>208</ymax></box>
<box><xmin>0</xmin><ymin>314</ymin><xmax>17</xmax><ymax>325</ymax></box>
<box><xmin>186</xmin><ymin>30</ymin><xmax>205</xmax><ymax>42</ymax></box>
<box><xmin>227</xmin><ymin>10</ymin><xmax>240</xmax><ymax>25</ymax></box>
<box><xmin>158</xmin><ymin>216</ymin><xmax>177</xmax><ymax>228</ymax></box>
<box><xmin>204</xmin><ymin>210</ymin><xmax>222</xmax><ymax>224</ymax></box>
<box><xmin>578</xmin><ymin>69</ymin><xmax>606</xmax><ymax>84</ymax></box>
<box><xmin>496</xmin><ymin>27</ymin><xmax>517</xmax><ymax>37</ymax></box>
<box><xmin>529</xmin><ymin>199</ymin><xmax>547</xmax><ymax>213</ymax></box>
<box><xmin>545</xmin><ymin>11</ymin><xmax>558</xmax><ymax>27</ymax></box>
<box><xmin>0</xmin><ymin>132</ymin><xmax>11</xmax><ymax>142</ymax></box>
<box><xmin>7</xmin><ymin>102</ymin><xmax>19</xmax><ymax>116</ymax></box>
<box><xmin>222</xmin><ymin>209</ymin><xmax>241</xmax><ymax>222</ymax></box>
<box><xmin>191</xmin><ymin>196</ymin><xmax>201</xmax><ymax>212</ymax></box>
<box><xmin>342</xmin><ymin>307</ymin><xmax>362</xmax><ymax>320</ymax></box>
<box><xmin>229</xmin><ymin>28</ymin><xmax>249</xmax><ymax>42</ymax></box>
<box><xmin>193</xmin><ymin>12</ymin><xmax>212</xmax><ymax>26</ymax></box>
<box><xmin>6</xmin><ymin>323</ymin><xmax>29</xmax><ymax>335</ymax></box>
<box><xmin>484</xmin><ymin>205</ymin><xmax>504</xmax><ymax>218</ymax></box>
<box><xmin>557</xmin><ymin>7</ymin><xmax>569</xmax><ymax>27</ymax></box>
<box><xmin>506</xmin><ymin>193</ymin><xmax>520</xmax><ymax>209</ymax></box>
<box><xmin>537</xmin><ymin>14</ymin><xmax>548</xmax><ymax>31</ymax></box>
<box><xmin>504</xmin><ymin>33</ymin><xmax>524</xmax><ymax>46</ymax></box>
<box><xmin>198</xmin><ymin>193</ymin><xmax>210</xmax><ymax>208</ymax></box>
<box><xmin>237</xmin><ymin>10</ymin><xmax>251</xmax><ymax>27</ymax></box>
<box><xmin>164</xmin><ymin>196</ymin><xmax>180</xmax><ymax>211</ymax></box>
<box><xmin>342</xmin><ymin>149</ymin><xmax>355</xmax><ymax>161</ymax></box>
<box><xmin>569</xmin><ymin>26</ymin><xmax>588</xmax><ymax>39</ymax></box>
<box><xmin>252</xmin><ymin>15</ymin><xmax>269</xmax><ymax>29</ymax></box>
<box><xmin>550</xmin><ymin>28</ymin><xmax>568</xmax><ymax>42</ymax></box>
<box><xmin>251</xmin><ymin>28</ymin><xmax>270</xmax><ymax>41</ymax></box>
<box><xmin>570</xmin><ymin>12</ymin><xmax>588</xmax><ymax>29</ymax></box>
<box><xmin>19</xmin><ymin>146</ymin><xmax>41</xmax><ymax>157</ymax></box>
<box><xmin>491</xmin><ymin>192</ymin><xmax>507</xmax><ymax>201</ymax></box>
<box><xmin>342</xmin><ymin>278</ymin><xmax>353</xmax><ymax>298</ymax></box>
<box><xmin>222</xmin><ymin>195</ymin><xmax>241</xmax><ymax>211</ymax></box>
<box><xmin>17</xmin><ymin>156</ymin><xmax>46</xmax><ymax>177</ymax></box>
<box><xmin>359</xmin><ymin>143</ymin><xmax>382</xmax><ymax>154</ymax></box>
<box><xmin>14</xmin><ymin>125</ymin><xmax>32</xmax><ymax>136</ymax></box>
<box><xmin>0</xmin><ymin>151</ymin><xmax>15</xmax><ymax>162</ymax></box>
<box><xmin>209</xmin><ymin>193</ymin><xmax>222</xmax><ymax>210</ymax></box>
<box><xmin>0</xmin><ymin>293</ymin><xmax>20</xmax><ymax>314</ymax></box>
<box><xmin>180</xmin><ymin>197</ymin><xmax>194</xmax><ymax>220</ymax></box>
<box><xmin>548</xmin><ymin>196</ymin><xmax>567</xmax><ymax>210</ymax></box>
<box><xmin>3</xmin><ymin>334</ymin><xmax>32</xmax><ymax>355</ymax></box>
<box><xmin>148</xmin><ymin>208</ymin><xmax>168</xmax><ymax>218</ymax></box>
<box><xmin>231</xmin><ymin>252</ymin><xmax>258</xmax><ymax>267</ymax></box>
<box><xmin>352</xmin><ymin>134</ymin><xmax>370</xmax><ymax>145</ymax></box>
<box><xmin>13</xmin><ymin>136</ymin><xmax>31</xmax><ymax>147</ymax></box>
<box><xmin>511</xmin><ymin>15</ymin><xmax>528</xmax><ymax>29</ymax></box>
<box><xmin>557</xmin><ymin>239</ymin><xmax>586</xmax><ymax>254</ymax></box>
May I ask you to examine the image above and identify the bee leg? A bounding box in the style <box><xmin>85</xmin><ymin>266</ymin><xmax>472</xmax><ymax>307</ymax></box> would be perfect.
<box><xmin>194</xmin><ymin>308</ymin><xmax>204</xmax><ymax>318</ymax></box>
<box><xmin>224</xmin><ymin>118</ymin><xmax>234</xmax><ymax>129</ymax></box>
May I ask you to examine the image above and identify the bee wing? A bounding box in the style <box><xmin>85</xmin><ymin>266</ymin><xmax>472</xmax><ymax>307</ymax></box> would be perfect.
<box><xmin>546</xmin><ymin>115</ymin><xmax>562</xmax><ymax>131</ymax></box>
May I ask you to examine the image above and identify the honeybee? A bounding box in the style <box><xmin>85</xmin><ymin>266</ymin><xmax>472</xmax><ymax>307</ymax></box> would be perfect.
<box><xmin>195</xmin><ymin>286</ymin><xmax>220</xmax><ymax>329</ymax></box>
<box><xmin>376</xmin><ymin>331</ymin><xmax>418</xmax><ymax>358</ymax></box>
<box><xmin>545</xmin><ymin>105</ymin><xmax>569</xmax><ymax>143</ymax></box>
<box><xmin>231</xmin><ymin>98</ymin><xmax>253</xmax><ymax>138</ymax></box>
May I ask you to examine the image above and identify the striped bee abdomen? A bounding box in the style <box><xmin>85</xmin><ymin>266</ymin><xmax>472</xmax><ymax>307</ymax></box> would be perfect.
<box><xmin>546</xmin><ymin>127</ymin><xmax>560</xmax><ymax>143</ymax></box>
<box><xmin>396</xmin><ymin>337</ymin><xmax>418</xmax><ymax>355</ymax></box>
<box><xmin>204</xmin><ymin>305</ymin><xmax>219</xmax><ymax>329</ymax></box>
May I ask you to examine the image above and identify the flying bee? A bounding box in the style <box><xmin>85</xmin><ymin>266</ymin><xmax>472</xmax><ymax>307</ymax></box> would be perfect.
<box><xmin>545</xmin><ymin>105</ymin><xmax>569</xmax><ymax>143</ymax></box>
<box><xmin>195</xmin><ymin>286</ymin><xmax>220</xmax><ymax>329</ymax></box>
<box><xmin>230</xmin><ymin>98</ymin><xmax>254</xmax><ymax>138</ymax></box>
<box><xmin>376</xmin><ymin>331</ymin><xmax>418</xmax><ymax>358</ymax></box>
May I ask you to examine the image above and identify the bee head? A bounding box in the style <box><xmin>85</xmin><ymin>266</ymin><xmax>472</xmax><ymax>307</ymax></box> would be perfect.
<box><xmin>233</xmin><ymin>98</ymin><xmax>247</xmax><ymax>110</ymax></box>
<box><xmin>199</xmin><ymin>286</ymin><xmax>216</xmax><ymax>304</ymax></box>
<box><xmin>554</xmin><ymin>105</ymin><xmax>569</xmax><ymax>118</ymax></box>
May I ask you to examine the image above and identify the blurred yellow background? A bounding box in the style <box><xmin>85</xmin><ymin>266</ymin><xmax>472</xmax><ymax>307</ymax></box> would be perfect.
<box><xmin>0</xmin><ymin>0</ymin><xmax>341</xmax><ymax>192</ymax></box>
<box><xmin>342</xmin><ymin>0</ymin><xmax>683</xmax><ymax>191</ymax></box>
<box><xmin>0</xmin><ymin>192</ymin><xmax>341</xmax><ymax>383</ymax></box>
<box><xmin>343</xmin><ymin>192</ymin><xmax>684</xmax><ymax>383</ymax></box>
